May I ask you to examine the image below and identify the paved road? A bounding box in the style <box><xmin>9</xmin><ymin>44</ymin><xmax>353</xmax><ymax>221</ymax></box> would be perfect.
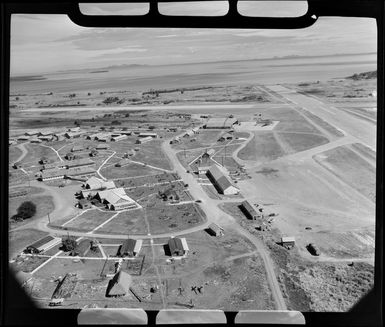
<box><xmin>266</xmin><ymin>85</ymin><xmax>376</xmax><ymax>151</ymax></box>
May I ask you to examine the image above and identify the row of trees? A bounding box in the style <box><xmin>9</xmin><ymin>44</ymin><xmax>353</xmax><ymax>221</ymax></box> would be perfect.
<box><xmin>11</xmin><ymin>201</ymin><xmax>36</xmax><ymax>221</ymax></box>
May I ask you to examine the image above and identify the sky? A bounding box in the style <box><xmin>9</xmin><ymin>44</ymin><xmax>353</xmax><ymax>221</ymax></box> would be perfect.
<box><xmin>10</xmin><ymin>2</ymin><xmax>377</xmax><ymax>75</ymax></box>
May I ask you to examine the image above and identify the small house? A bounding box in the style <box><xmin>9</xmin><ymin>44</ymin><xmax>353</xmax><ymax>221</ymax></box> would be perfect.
<box><xmin>65</xmin><ymin>152</ymin><xmax>76</xmax><ymax>160</ymax></box>
<box><xmin>281</xmin><ymin>236</ymin><xmax>295</xmax><ymax>249</ymax></box>
<box><xmin>206</xmin><ymin>223</ymin><xmax>224</xmax><ymax>237</ymax></box>
<box><xmin>239</xmin><ymin>200</ymin><xmax>260</xmax><ymax>220</ymax></box>
<box><xmin>77</xmin><ymin>199</ymin><xmax>92</xmax><ymax>209</ymax></box>
<box><xmin>117</xmin><ymin>239</ymin><xmax>143</xmax><ymax>257</ymax></box>
<box><xmin>96</xmin><ymin>144</ymin><xmax>109</xmax><ymax>150</ymax></box>
<box><xmin>136</xmin><ymin>136</ymin><xmax>152</xmax><ymax>144</ymax></box>
<box><xmin>168</xmin><ymin>237</ymin><xmax>189</xmax><ymax>257</ymax></box>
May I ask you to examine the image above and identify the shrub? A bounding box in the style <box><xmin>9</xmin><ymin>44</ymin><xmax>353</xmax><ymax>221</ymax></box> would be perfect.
<box><xmin>16</xmin><ymin>201</ymin><xmax>36</xmax><ymax>220</ymax></box>
<box><xmin>61</xmin><ymin>237</ymin><xmax>78</xmax><ymax>252</ymax></box>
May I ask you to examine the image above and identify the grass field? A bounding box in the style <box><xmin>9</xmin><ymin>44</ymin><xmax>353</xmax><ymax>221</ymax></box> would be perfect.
<box><xmin>9</xmin><ymin>146</ymin><xmax>22</xmax><ymax>163</ymax></box>
<box><xmin>115</xmin><ymin>172</ymin><xmax>180</xmax><ymax>188</ymax></box>
<box><xmin>95</xmin><ymin>209</ymin><xmax>147</xmax><ymax>235</ymax></box>
<box><xmin>133</xmin><ymin>140</ymin><xmax>172</xmax><ymax>170</ymax></box>
<box><xmin>64</xmin><ymin>209</ymin><xmax>115</xmax><ymax>231</ymax></box>
<box><xmin>9</xmin><ymin>228</ymin><xmax>49</xmax><ymax>258</ymax></box>
<box><xmin>172</xmin><ymin>130</ymin><xmax>223</xmax><ymax>151</ymax></box>
<box><xmin>145</xmin><ymin>203</ymin><xmax>206</xmax><ymax>234</ymax></box>
<box><xmin>238</xmin><ymin>132</ymin><xmax>285</xmax><ymax>162</ymax></box>
<box><xmin>279</xmin><ymin>132</ymin><xmax>329</xmax><ymax>152</ymax></box>
<box><xmin>9</xmin><ymin>194</ymin><xmax>55</xmax><ymax>222</ymax></box>
<box><xmin>314</xmin><ymin>145</ymin><xmax>376</xmax><ymax>202</ymax></box>
<box><xmin>21</xmin><ymin>144</ymin><xmax>59</xmax><ymax>164</ymax></box>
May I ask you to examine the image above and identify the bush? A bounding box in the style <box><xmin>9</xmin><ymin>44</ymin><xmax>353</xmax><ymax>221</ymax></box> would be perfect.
<box><xmin>16</xmin><ymin>201</ymin><xmax>36</xmax><ymax>220</ymax></box>
<box><xmin>61</xmin><ymin>237</ymin><xmax>78</xmax><ymax>252</ymax></box>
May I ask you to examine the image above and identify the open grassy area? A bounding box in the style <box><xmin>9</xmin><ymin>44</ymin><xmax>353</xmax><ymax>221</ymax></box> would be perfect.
<box><xmin>115</xmin><ymin>172</ymin><xmax>180</xmax><ymax>188</ymax></box>
<box><xmin>64</xmin><ymin>209</ymin><xmax>115</xmax><ymax>231</ymax></box>
<box><xmin>172</xmin><ymin>130</ymin><xmax>222</xmax><ymax>151</ymax></box>
<box><xmin>9</xmin><ymin>228</ymin><xmax>49</xmax><ymax>258</ymax></box>
<box><xmin>133</xmin><ymin>139</ymin><xmax>172</xmax><ymax>170</ymax></box>
<box><xmin>9</xmin><ymin>194</ymin><xmax>55</xmax><ymax>225</ymax></box>
<box><xmin>9</xmin><ymin>146</ymin><xmax>22</xmax><ymax>163</ymax></box>
<box><xmin>238</xmin><ymin>132</ymin><xmax>285</xmax><ymax>162</ymax></box>
<box><xmin>20</xmin><ymin>144</ymin><xmax>59</xmax><ymax>164</ymax></box>
<box><xmin>278</xmin><ymin>132</ymin><xmax>329</xmax><ymax>152</ymax></box>
<box><xmin>145</xmin><ymin>203</ymin><xmax>206</xmax><ymax>234</ymax></box>
<box><xmin>314</xmin><ymin>145</ymin><xmax>376</xmax><ymax>202</ymax></box>
<box><xmin>95</xmin><ymin>209</ymin><xmax>147</xmax><ymax>235</ymax></box>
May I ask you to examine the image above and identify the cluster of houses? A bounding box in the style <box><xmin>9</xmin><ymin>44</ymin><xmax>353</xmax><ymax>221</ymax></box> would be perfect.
<box><xmin>76</xmin><ymin>176</ymin><xmax>139</xmax><ymax>211</ymax></box>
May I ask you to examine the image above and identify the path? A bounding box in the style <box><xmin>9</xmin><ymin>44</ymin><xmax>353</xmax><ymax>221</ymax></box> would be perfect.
<box><xmin>97</xmin><ymin>151</ymin><xmax>116</xmax><ymax>180</ymax></box>
<box><xmin>14</xmin><ymin>143</ymin><xmax>29</xmax><ymax>163</ymax></box>
<box><xmin>39</xmin><ymin>144</ymin><xmax>64</xmax><ymax>162</ymax></box>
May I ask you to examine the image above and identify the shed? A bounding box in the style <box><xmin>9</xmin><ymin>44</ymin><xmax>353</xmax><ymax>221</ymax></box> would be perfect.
<box><xmin>281</xmin><ymin>236</ymin><xmax>295</xmax><ymax>249</ymax></box>
<box><xmin>96</xmin><ymin>144</ymin><xmax>110</xmax><ymax>150</ymax></box>
<box><xmin>106</xmin><ymin>271</ymin><xmax>132</xmax><ymax>297</ymax></box>
<box><xmin>77</xmin><ymin>199</ymin><xmax>92</xmax><ymax>209</ymax></box>
<box><xmin>207</xmin><ymin>223</ymin><xmax>224</xmax><ymax>237</ymax></box>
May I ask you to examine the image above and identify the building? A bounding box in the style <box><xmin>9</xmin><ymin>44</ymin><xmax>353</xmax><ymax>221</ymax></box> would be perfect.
<box><xmin>98</xmin><ymin>137</ymin><xmax>109</xmax><ymax>143</ymax></box>
<box><xmin>64</xmin><ymin>131</ymin><xmax>83</xmax><ymax>139</ymax></box>
<box><xmin>170</xmin><ymin>136</ymin><xmax>180</xmax><ymax>144</ymax></box>
<box><xmin>206</xmin><ymin>223</ymin><xmax>224</xmax><ymax>237</ymax></box>
<box><xmin>201</xmin><ymin>148</ymin><xmax>215</xmax><ymax>161</ymax></box>
<box><xmin>38</xmin><ymin>131</ymin><xmax>53</xmax><ymax>136</ymax></box>
<box><xmin>203</xmin><ymin>117</ymin><xmax>238</xmax><ymax>129</ymax></box>
<box><xmin>30</xmin><ymin>138</ymin><xmax>42</xmax><ymax>143</ymax></box>
<box><xmin>168</xmin><ymin>127</ymin><xmax>178</xmax><ymax>132</ymax></box>
<box><xmin>198</xmin><ymin>165</ymin><xmax>210</xmax><ymax>175</ymax></box>
<box><xmin>106</xmin><ymin>271</ymin><xmax>132</xmax><ymax>297</ymax></box>
<box><xmin>65</xmin><ymin>152</ymin><xmax>76</xmax><ymax>160</ymax></box>
<box><xmin>68</xmin><ymin>127</ymin><xmax>80</xmax><ymax>132</ymax></box>
<box><xmin>120</xmin><ymin>130</ymin><xmax>132</xmax><ymax>136</ymax></box>
<box><xmin>206</xmin><ymin>165</ymin><xmax>239</xmax><ymax>195</ymax></box>
<box><xmin>83</xmin><ymin>176</ymin><xmax>115</xmax><ymax>190</ymax></box>
<box><xmin>65</xmin><ymin>158</ymin><xmax>95</xmax><ymax>169</ymax></box>
<box><xmin>111</xmin><ymin>134</ymin><xmax>128</xmax><ymax>142</ymax></box>
<box><xmin>43</xmin><ymin>163</ymin><xmax>58</xmax><ymax>170</ymax></box>
<box><xmin>71</xmin><ymin>145</ymin><xmax>84</xmax><ymax>152</ymax></box>
<box><xmin>95</xmin><ymin>188</ymin><xmax>138</xmax><ymax>210</ymax></box>
<box><xmin>136</xmin><ymin>136</ymin><xmax>152</xmax><ymax>144</ymax></box>
<box><xmin>239</xmin><ymin>200</ymin><xmax>260</xmax><ymax>220</ymax></box>
<box><xmin>39</xmin><ymin>135</ymin><xmax>54</xmax><ymax>142</ymax></box>
<box><xmin>281</xmin><ymin>236</ymin><xmax>295</xmax><ymax>249</ymax></box>
<box><xmin>77</xmin><ymin>199</ymin><xmax>92</xmax><ymax>209</ymax></box>
<box><xmin>168</xmin><ymin>237</ymin><xmax>189</xmax><ymax>257</ymax></box>
<box><xmin>192</xmin><ymin>126</ymin><xmax>200</xmax><ymax>133</ymax></box>
<box><xmin>17</xmin><ymin>135</ymin><xmax>30</xmax><ymax>141</ymax></box>
<box><xmin>138</xmin><ymin>132</ymin><xmax>157</xmax><ymax>138</ymax></box>
<box><xmin>183</xmin><ymin>130</ymin><xmax>194</xmax><ymax>138</ymax></box>
<box><xmin>25</xmin><ymin>236</ymin><xmax>61</xmax><ymax>254</ymax></box>
<box><xmin>25</xmin><ymin>131</ymin><xmax>39</xmax><ymax>136</ymax></box>
<box><xmin>9</xmin><ymin>139</ymin><xmax>17</xmax><ymax>145</ymax></box>
<box><xmin>218</xmin><ymin>133</ymin><xmax>233</xmax><ymax>142</ymax></box>
<box><xmin>89</xmin><ymin>149</ymin><xmax>98</xmax><ymax>157</ymax></box>
<box><xmin>117</xmin><ymin>239</ymin><xmax>143</xmax><ymax>257</ymax></box>
<box><xmin>40</xmin><ymin>169</ymin><xmax>65</xmax><ymax>181</ymax></box>
<box><xmin>96</xmin><ymin>144</ymin><xmax>110</xmax><ymax>150</ymax></box>
<box><xmin>66</xmin><ymin>166</ymin><xmax>96</xmax><ymax>178</ymax></box>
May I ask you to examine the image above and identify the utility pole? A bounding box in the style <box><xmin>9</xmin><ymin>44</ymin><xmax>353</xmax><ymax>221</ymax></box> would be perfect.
<box><xmin>47</xmin><ymin>212</ymin><xmax>51</xmax><ymax>224</ymax></box>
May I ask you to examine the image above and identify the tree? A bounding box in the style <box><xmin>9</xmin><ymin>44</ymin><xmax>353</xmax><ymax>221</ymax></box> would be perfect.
<box><xmin>61</xmin><ymin>237</ymin><xmax>78</xmax><ymax>252</ymax></box>
<box><xmin>16</xmin><ymin>201</ymin><xmax>36</xmax><ymax>220</ymax></box>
